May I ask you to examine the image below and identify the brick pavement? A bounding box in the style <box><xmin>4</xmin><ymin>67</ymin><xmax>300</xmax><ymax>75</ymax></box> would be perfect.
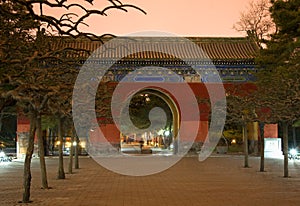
<box><xmin>0</xmin><ymin>155</ymin><xmax>300</xmax><ymax>206</ymax></box>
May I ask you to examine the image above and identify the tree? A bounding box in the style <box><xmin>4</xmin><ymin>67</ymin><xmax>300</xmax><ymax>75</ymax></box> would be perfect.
<box><xmin>12</xmin><ymin>0</ymin><xmax>146</xmax><ymax>39</ymax></box>
<box><xmin>234</xmin><ymin>0</ymin><xmax>276</xmax><ymax>48</ymax></box>
<box><xmin>0</xmin><ymin>0</ymin><xmax>36</xmax><ymax>122</ymax></box>
<box><xmin>8</xmin><ymin>34</ymin><xmax>63</xmax><ymax>191</ymax></box>
<box><xmin>68</xmin><ymin>125</ymin><xmax>76</xmax><ymax>174</ymax></box>
<box><xmin>234</xmin><ymin>0</ymin><xmax>276</xmax><ymax>172</ymax></box>
<box><xmin>256</xmin><ymin>0</ymin><xmax>300</xmax><ymax>177</ymax></box>
<box><xmin>225</xmin><ymin>84</ymin><xmax>258</xmax><ymax>168</ymax></box>
<box><xmin>256</xmin><ymin>66</ymin><xmax>300</xmax><ymax>177</ymax></box>
<box><xmin>0</xmin><ymin>0</ymin><xmax>50</xmax><ymax>201</ymax></box>
<box><xmin>49</xmin><ymin>89</ymin><xmax>75</xmax><ymax>179</ymax></box>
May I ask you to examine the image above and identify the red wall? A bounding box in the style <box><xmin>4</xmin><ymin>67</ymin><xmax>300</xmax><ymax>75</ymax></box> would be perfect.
<box><xmin>16</xmin><ymin>82</ymin><xmax>272</xmax><ymax>144</ymax></box>
<box><xmin>89</xmin><ymin>123</ymin><xmax>120</xmax><ymax>144</ymax></box>
<box><xmin>17</xmin><ymin>115</ymin><xmax>30</xmax><ymax>133</ymax></box>
<box><xmin>264</xmin><ymin>124</ymin><xmax>278</xmax><ymax>138</ymax></box>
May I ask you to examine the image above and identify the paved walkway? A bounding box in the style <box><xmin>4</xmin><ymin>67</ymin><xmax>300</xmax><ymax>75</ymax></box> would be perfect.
<box><xmin>1</xmin><ymin>155</ymin><xmax>300</xmax><ymax>206</ymax></box>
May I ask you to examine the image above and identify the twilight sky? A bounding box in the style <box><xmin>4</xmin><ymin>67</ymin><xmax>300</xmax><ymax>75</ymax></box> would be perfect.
<box><xmin>85</xmin><ymin>0</ymin><xmax>252</xmax><ymax>37</ymax></box>
<box><xmin>42</xmin><ymin>0</ymin><xmax>252</xmax><ymax>37</ymax></box>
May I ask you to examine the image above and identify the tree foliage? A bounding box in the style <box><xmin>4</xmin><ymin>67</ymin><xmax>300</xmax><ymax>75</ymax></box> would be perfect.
<box><xmin>1</xmin><ymin>0</ymin><xmax>145</xmax><ymax>203</ymax></box>
<box><xmin>255</xmin><ymin>0</ymin><xmax>300</xmax><ymax>177</ymax></box>
<box><xmin>224</xmin><ymin>84</ymin><xmax>258</xmax><ymax>168</ymax></box>
<box><xmin>256</xmin><ymin>0</ymin><xmax>300</xmax><ymax>123</ymax></box>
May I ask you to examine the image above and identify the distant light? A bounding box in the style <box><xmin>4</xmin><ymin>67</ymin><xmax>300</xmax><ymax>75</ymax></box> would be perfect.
<box><xmin>65</xmin><ymin>142</ymin><xmax>71</xmax><ymax>148</ymax></box>
<box><xmin>231</xmin><ymin>139</ymin><xmax>236</xmax><ymax>144</ymax></box>
<box><xmin>164</xmin><ymin>131</ymin><xmax>170</xmax><ymax>136</ymax></box>
<box><xmin>290</xmin><ymin>148</ymin><xmax>297</xmax><ymax>156</ymax></box>
<box><xmin>80</xmin><ymin>141</ymin><xmax>86</xmax><ymax>149</ymax></box>
<box><xmin>157</xmin><ymin>129</ymin><xmax>164</xmax><ymax>135</ymax></box>
<box><xmin>0</xmin><ymin>151</ymin><xmax>5</xmax><ymax>158</ymax></box>
<box><xmin>56</xmin><ymin>141</ymin><xmax>61</xmax><ymax>146</ymax></box>
<box><xmin>73</xmin><ymin>141</ymin><xmax>77</xmax><ymax>146</ymax></box>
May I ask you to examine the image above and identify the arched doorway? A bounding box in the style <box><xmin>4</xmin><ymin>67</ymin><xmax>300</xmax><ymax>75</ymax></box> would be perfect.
<box><xmin>120</xmin><ymin>88</ymin><xmax>180</xmax><ymax>155</ymax></box>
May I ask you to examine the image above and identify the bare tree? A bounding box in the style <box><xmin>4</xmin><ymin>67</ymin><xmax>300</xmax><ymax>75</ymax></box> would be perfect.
<box><xmin>13</xmin><ymin>0</ymin><xmax>146</xmax><ymax>39</ymax></box>
<box><xmin>234</xmin><ymin>0</ymin><xmax>276</xmax><ymax>48</ymax></box>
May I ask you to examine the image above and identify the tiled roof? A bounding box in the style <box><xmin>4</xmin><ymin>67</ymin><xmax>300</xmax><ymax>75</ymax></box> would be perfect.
<box><xmin>51</xmin><ymin>36</ymin><xmax>258</xmax><ymax>61</ymax></box>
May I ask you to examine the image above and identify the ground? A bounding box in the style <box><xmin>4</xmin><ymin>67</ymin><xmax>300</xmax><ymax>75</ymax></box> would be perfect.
<box><xmin>0</xmin><ymin>155</ymin><xmax>300</xmax><ymax>206</ymax></box>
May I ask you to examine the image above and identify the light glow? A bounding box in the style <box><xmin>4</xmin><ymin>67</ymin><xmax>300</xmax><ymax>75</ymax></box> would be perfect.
<box><xmin>0</xmin><ymin>151</ymin><xmax>5</xmax><ymax>158</ymax></box>
<box><xmin>290</xmin><ymin>148</ymin><xmax>297</xmax><ymax>156</ymax></box>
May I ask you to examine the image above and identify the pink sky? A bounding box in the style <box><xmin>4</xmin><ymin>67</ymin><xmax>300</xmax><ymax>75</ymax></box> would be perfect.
<box><xmin>42</xmin><ymin>0</ymin><xmax>252</xmax><ymax>37</ymax></box>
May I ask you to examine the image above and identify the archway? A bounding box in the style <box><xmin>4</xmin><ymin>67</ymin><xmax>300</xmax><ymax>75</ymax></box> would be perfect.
<box><xmin>120</xmin><ymin>88</ymin><xmax>180</xmax><ymax>155</ymax></box>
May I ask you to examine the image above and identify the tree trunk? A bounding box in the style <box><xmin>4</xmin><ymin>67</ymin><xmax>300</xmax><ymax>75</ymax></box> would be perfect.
<box><xmin>0</xmin><ymin>111</ymin><xmax>4</xmax><ymax>132</ymax></box>
<box><xmin>259</xmin><ymin>122</ymin><xmax>265</xmax><ymax>172</ymax></box>
<box><xmin>22</xmin><ymin>115</ymin><xmax>36</xmax><ymax>203</ymax></box>
<box><xmin>243</xmin><ymin>124</ymin><xmax>249</xmax><ymax>168</ymax></box>
<box><xmin>292</xmin><ymin>127</ymin><xmax>297</xmax><ymax>148</ymax></box>
<box><xmin>57</xmin><ymin>117</ymin><xmax>65</xmax><ymax>179</ymax></box>
<box><xmin>50</xmin><ymin>128</ymin><xmax>56</xmax><ymax>155</ymax></box>
<box><xmin>36</xmin><ymin>114</ymin><xmax>48</xmax><ymax>188</ymax></box>
<box><xmin>74</xmin><ymin>135</ymin><xmax>79</xmax><ymax>169</ymax></box>
<box><xmin>68</xmin><ymin>127</ymin><xmax>75</xmax><ymax>174</ymax></box>
<box><xmin>48</xmin><ymin>128</ymin><xmax>53</xmax><ymax>155</ymax></box>
<box><xmin>283</xmin><ymin>122</ymin><xmax>289</xmax><ymax>178</ymax></box>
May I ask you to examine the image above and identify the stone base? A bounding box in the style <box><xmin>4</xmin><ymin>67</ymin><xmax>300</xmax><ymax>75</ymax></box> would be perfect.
<box><xmin>264</xmin><ymin>138</ymin><xmax>282</xmax><ymax>158</ymax></box>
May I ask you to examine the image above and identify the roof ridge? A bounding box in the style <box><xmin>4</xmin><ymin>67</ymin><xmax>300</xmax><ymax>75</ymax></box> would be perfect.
<box><xmin>50</xmin><ymin>36</ymin><xmax>258</xmax><ymax>60</ymax></box>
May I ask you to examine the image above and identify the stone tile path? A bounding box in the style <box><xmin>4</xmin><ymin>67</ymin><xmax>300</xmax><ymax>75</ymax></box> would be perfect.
<box><xmin>1</xmin><ymin>155</ymin><xmax>300</xmax><ymax>206</ymax></box>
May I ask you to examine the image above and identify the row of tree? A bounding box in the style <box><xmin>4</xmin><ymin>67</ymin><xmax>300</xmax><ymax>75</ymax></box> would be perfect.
<box><xmin>233</xmin><ymin>0</ymin><xmax>300</xmax><ymax>177</ymax></box>
<box><xmin>0</xmin><ymin>0</ymin><xmax>145</xmax><ymax>203</ymax></box>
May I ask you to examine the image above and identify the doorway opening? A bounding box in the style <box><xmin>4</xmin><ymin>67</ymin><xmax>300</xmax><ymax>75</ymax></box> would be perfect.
<box><xmin>120</xmin><ymin>88</ymin><xmax>179</xmax><ymax>155</ymax></box>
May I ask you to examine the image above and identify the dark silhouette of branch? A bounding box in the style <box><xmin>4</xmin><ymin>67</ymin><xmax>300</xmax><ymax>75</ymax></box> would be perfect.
<box><xmin>11</xmin><ymin>0</ymin><xmax>146</xmax><ymax>40</ymax></box>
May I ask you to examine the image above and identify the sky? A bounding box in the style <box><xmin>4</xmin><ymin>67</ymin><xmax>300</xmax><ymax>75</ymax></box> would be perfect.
<box><xmin>42</xmin><ymin>0</ymin><xmax>253</xmax><ymax>37</ymax></box>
